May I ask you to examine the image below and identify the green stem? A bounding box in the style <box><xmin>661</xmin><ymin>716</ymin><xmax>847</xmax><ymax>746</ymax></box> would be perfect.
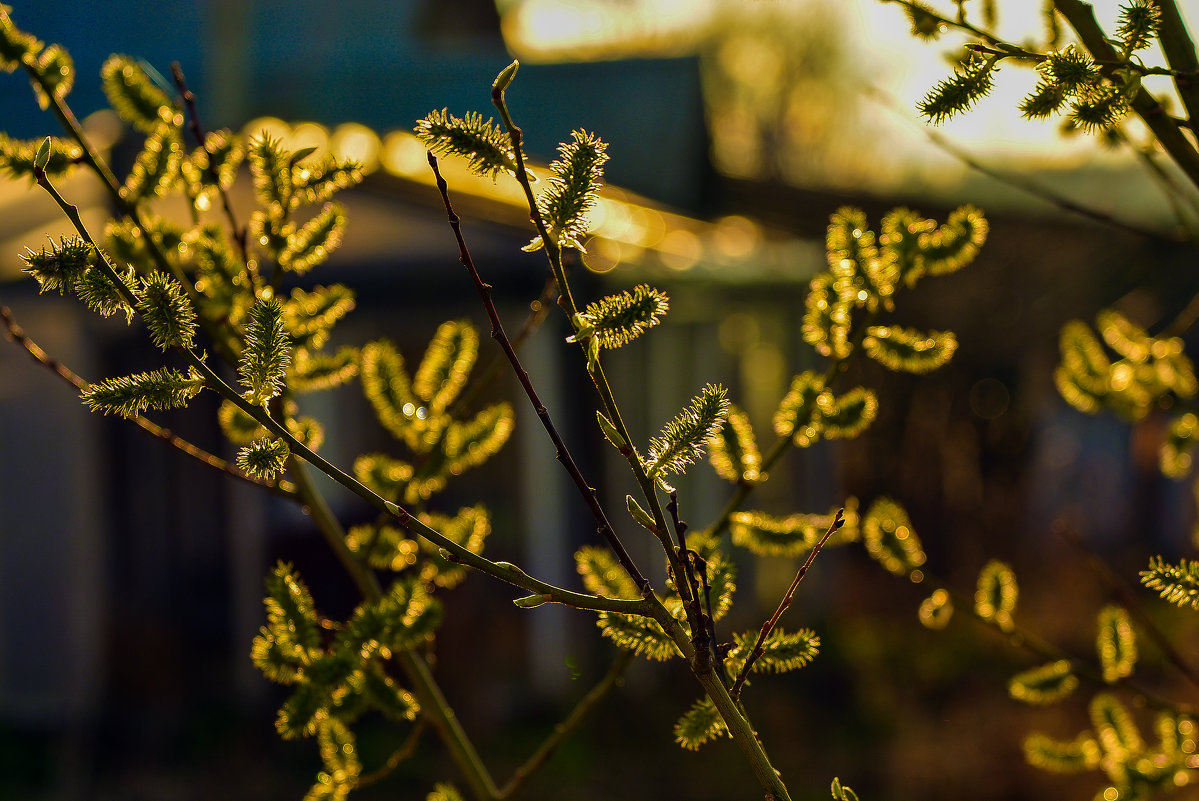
<box><xmin>288</xmin><ymin>455</ymin><xmax>502</xmax><ymax>800</ymax></box>
<box><xmin>489</xmin><ymin>74</ymin><xmax>695</xmax><ymax>613</ymax></box>
<box><xmin>1053</xmin><ymin>0</ymin><xmax>1199</xmax><ymax>193</ymax></box>
<box><xmin>26</xmin><ymin>62</ymin><xmax>242</xmax><ymax>360</ymax></box>
<box><xmin>33</xmin><ymin>166</ymin><xmax>651</xmax><ymax>619</ymax></box>
<box><xmin>1152</xmin><ymin>0</ymin><xmax>1199</xmax><ymax>126</ymax></box>
<box><xmin>397</xmin><ymin>650</ymin><xmax>502</xmax><ymax>800</ymax></box>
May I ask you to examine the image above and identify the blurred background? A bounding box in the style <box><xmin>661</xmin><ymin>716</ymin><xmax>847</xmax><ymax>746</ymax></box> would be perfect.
<box><xmin>2</xmin><ymin>1</ymin><xmax>1199</xmax><ymax>799</ymax></box>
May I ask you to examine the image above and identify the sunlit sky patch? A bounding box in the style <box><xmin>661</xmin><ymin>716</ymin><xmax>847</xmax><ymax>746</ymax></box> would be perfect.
<box><xmin>498</xmin><ymin>0</ymin><xmax>1199</xmax><ymax>180</ymax></box>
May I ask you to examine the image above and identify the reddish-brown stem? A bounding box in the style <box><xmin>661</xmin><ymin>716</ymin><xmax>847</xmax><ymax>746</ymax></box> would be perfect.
<box><xmin>731</xmin><ymin>509</ymin><xmax>844</xmax><ymax>700</ymax></box>
<box><xmin>0</xmin><ymin>304</ymin><xmax>295</xmax><ymax>498</ymax></box>
<box><xmin>169</xmin><ymin>62</ymin><xmax>251</xmax><ymax>268</ymax></box>
<box><xmin>427</xmin><ymin>152</ymin><xmax>649</xmax><ymax>594</ymax></box>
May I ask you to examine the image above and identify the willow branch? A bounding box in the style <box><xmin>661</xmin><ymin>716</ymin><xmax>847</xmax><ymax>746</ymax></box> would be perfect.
<box><xmin>730</xmin><ymin>509</ymin><xmax>843</xmax><ymax>701</ymax></box>
<box><xmin>863</xmin><ymin>84</ymin><xmax>1187</xmax><ymax>243</ymax></box>
<box><xmin>1057</xmin><ymin>522</ymin><xmax>1199</xmax><ymax>694</ymax></box>
<box><xmin>169</xmin><ymin>61</ymin><xmax>250</xmax><ymax>267</ymax></box>
<box><xmin>428</xmin><ymin>151</ymin><xmax>649</xmax><ymax>593</ymax></box>
<box><xmin>1054</xmin><ymin>0</ymin><xmax>1199</xmax><ymax>193</ymax></box>
<box><xmin>33</xmin><ymin>165</ymin><xmax>651</xmax><ymax>619</ymax></box>
<box><xmin>919</xmin><ymin>568</ymin><xmax>1195</xmax><ymax>716</ymax></box>
<box><xmin>355</xmin><ymin>720</ymin><xmax>427</xmax><ymax>789</ymax></box>
<box><xmin>1152</xmin><ymin>0</ymin><xmax>1199</xmax><ymax>127</ymax></box>
<box><xmin>23</xmin><ymin>60</ymin><xmax>242</xmax><ymax>361</ymax></box>
<box><xmin>490</xmin><ymin>70</ymin><xmax>695</xmax><ymax>614</ymax></box>
<box><xmin>286</xmin><ymin>456</ymin><xmax>502</xmax><ymax>801</ymax></box>
<box><xmin>0</xmin><ymin>303</ymin><xmax>296</xmax><ymax>497</ymax></box>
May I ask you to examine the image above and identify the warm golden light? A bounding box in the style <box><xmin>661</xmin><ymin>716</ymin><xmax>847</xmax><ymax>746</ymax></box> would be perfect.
<box><xmin>382</xmin><ymin>131</ymin><xmax>429</xmax><ymax>177</ymax></box>
<box><xmin>330</xmin><ymin>123</ymin><xmax>380</xmax><ymax>172</ymax></box>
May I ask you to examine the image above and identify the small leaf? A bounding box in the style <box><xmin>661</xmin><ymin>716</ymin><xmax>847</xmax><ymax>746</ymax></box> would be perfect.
<box><xmin>237</xmin><ymin>437</ymin><xmax>290</xmax><ymax>479</ymax></box>
<box><xmin>597</xmin><ymin>410</ymin><xmax>627</xmax><ymax>448</ymax></box>
<box><xmin>575</xmin><ymin>544</ymin><xmax>639</xmax><ymax>599</ymax></box>
<box><xmin>493</xmin><ymin>59</ymin><xmax>519</xmax><ymax>92</ymax></box>
<box><xmin>33</xmin><ymin>136</ymin><xmax>50</xmax><ymax>169</ymax></box>
<box><xmin>576</xmin><ymin>284</ymin><xmax>669</xmax><ymax>349</ymax></box>
<box><xmin>918</xmin><ymin>588</ymin><xmax>953</xmax><ymax>630</ymax></box>
<box><xmin>708</xmin><ymin>403</ymin><xmax>761</xmax><ymax>484</ymax></box>
<box><xmin>513</xmin><ymin>594</ymin><xmax>550</xmax><ymax>608</ymax></box>
<box><xmin>596</xmin><ymin>611</ymin><xmax>680</xmax><ymax>661</ymax></box>
<box><xmin>673</xmin><ymin>696</ymin><xmax>728</xmax><ymax>750</ymax></box>
<box><xmin>1023</xmin><ymin>732</ymin><xmax>1101</xmax><ymax>773</ymax></box>
<box><xmin>646</xmin><ymin>384</ymin><xmax>729</xmax><ymax>481</ymax></box>
<box><xmin>279</xmin><ymin>202</ymin><xmax>347</xmax><ymax>274</ymax></box>
<box><xmin>862</xmin><ymin>326</ymin><xmax>957</xmax><ymax>373</ymax></box>
<box><xmin>0</xmin><ymin>134</ymin><xmax>81</xmax><ymax>180</ymax></box>
<box><xmin>626</xmin><ymin>495</ymin><xmax>658</xmax><ymax>534</ymax></box>
<box><xmin>414</xmin><ymin>321</ymin><xmax>478</xmax><ymax>413</ymax></box>
<box><xmin>239</xmin><ymin>297</ymin><xmax>293</xmax><ymax>405</ymax></box>
<box><xmin>415</xmin><ymin>109</ymin><xmax>516</xmax><ymax>179</ymax></box>
<box><xmin>975</xmin><ymin>559</ymin><xmax>1018</xmax><ymax>632</ymax></box>
<box><xmin>82</xmin><ymin>366</ymin><xmax>204</xmax><ymax>418</ymax></box>
<box><xmin>1140</xmin><ymin>556</ymin><xmax>1199</xmax><ymax>609</ymax></box>
<box><xmin>830</xmin><ymin>778</ymin><xmax>860</xmax><ymax>801</ymax></box>
<box><xmin>1097</xmin><ymin>605</ymin><xmax>1137</xmax><ymax>683</ymax></box>
<box><xmin>1008</xmin><ymin>660</ymin><xmax>1078</xmax><ymax>705</ymax></box>
<box><xmin>101</xmin><ymin>55</ymin><xmax>175</xmax><ymax>133</ymax></box>
<box><xmin>862</xmin><ymin>497</ymin><xmax>926</xmax><ymax>577</ymax></box>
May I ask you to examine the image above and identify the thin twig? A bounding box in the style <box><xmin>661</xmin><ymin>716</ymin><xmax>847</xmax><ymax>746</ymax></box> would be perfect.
<box><xmin>489</xmin><ymin>75</ymin><xmax>694</xmax><ymax>610</ymax></box>
<box><xmin>427</xmin><ymin>151</ymin><xmax>649</xmax><ymax>594</ymax></box>
<box><xmin>667</xmin><ymin>490</ymin><xmax>713</xmax><ymax>665</ymax></box>
<box><xmin>449</xmin><ymin>274</ymin><xmax>558</xmax><ymax>419</ymax></box>
<box><xmin>0</xmin><ymin>304</ymin><xmax>296</xmax><ymax>498</ymax></box>
<box><xmin>731</xmin><ymin>509</ymin><xmax>844</xmax><ymax>701</ymax></box>
<box><xmin>355</xmin><ymin>720</ymin><xmax>427</xmax><ymax>789</ymax></box>
<box><xmin>497</xmin><ymin>650</ymin><xmax>635</xmax><ymax>799</ymax></box>
<box><xmin>169</xmin><ymin>62</ymin><xmax>250</xmax><ymax>267</ymax></box>
<box><xmin>1056</xmin><ymin>521</ymin><xmax>1199</xmax><ymax>694</ymax></box>
<box><xmin>919</xmin><ymin>567</ymin><xmax>1195</xmax><ymax>716</ymax></box>
<box><xmin>1054</xmin><ymin>0</ymin><xmax>1199</xmax><ymax>193</ymax></box>
<box><xmin>864</xmin><ymin>85</ymin><xmax>1187</xmax><ymax>243</ymax></box>
<box><xmin>1163</xmin><ymin>290</ymin><xmax>1199</xmax><ymax>337</ymax></box>
<box><xmin>33</xmin><ymin>161</ymin><xmax>654</xmax><ymax>618</ymax></box>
